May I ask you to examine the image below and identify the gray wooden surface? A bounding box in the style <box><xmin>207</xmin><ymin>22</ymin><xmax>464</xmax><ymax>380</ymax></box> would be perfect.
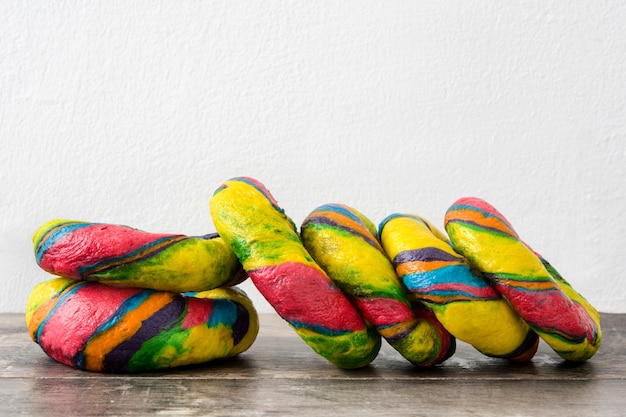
<box><xmin>0</xmin><ymin>312</ymin><xmax>624</xmax><ymax>417</ymax></box>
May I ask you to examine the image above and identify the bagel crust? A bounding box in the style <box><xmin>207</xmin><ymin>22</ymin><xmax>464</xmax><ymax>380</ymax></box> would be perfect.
<box><xmin>26</xmin><ymin>277</ymin><xmax>259</xmax><ymax>372</ymax></box>
<box><xmin>210</xmin><ymin>177</ymin><xmax>380</xmax><ymax>368</ymax></box>
<box><xmin>444</xmin><ymin>197</ymin><xmax>601</xmax><ymax>362</ymax></box>
<box><xmin>33</xmin><ymin>220</ymin><xmax>245</xmax><ymax>293</ymax></box>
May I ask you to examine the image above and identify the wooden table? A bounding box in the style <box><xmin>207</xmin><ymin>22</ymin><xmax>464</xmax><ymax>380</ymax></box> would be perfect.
<box><xmin>1</xmin><ymin>313</ymin><xmax>624</xmax><ymax>416</ymax></box>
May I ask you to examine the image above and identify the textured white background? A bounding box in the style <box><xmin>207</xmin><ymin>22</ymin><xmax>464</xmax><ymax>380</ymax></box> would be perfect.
<box><xmin>1</xmin><ymin>2</ymin><xmax>625</xmax><ymax>314</ymax></box>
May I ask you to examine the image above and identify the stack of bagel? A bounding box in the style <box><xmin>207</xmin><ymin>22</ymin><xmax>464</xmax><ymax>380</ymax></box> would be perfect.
<box><xmin>27</xmin><ymin>177</ymin><xmax>601</xmax><ymax>372</ymax></box>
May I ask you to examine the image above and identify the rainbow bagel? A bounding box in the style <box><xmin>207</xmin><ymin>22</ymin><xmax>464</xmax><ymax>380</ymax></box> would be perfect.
<box><xmin>301</xmin><ymin>204</ymin><xmax>455</xmax><ymax>366</ymax></box>
<box><xmin>26</xmin><ymin>277</ymin><xmax>258</xmax><ymax>372</ymax></box>
<box><xmin>444</xmin><ymin>197</ymin><xmax>601</xmax><ymax>362</ymax></box>
<box><xmin>379</xmin><ymin>213</ymin><xmax>538</xmax><ymax>361</ymax></box>
<box><xmin>210</xmin><ymin>177</ymin><xmax>381</xmax><ymax>369</ymax></box>
<box><xmin>33</xmin><ymin>220</ymin><xmax>245</xmax><ymax>293</ymax></box>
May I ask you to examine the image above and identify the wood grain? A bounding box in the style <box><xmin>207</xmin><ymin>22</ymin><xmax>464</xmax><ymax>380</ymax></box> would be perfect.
<box><xmin>1</xmin><ymin>313</ymin><xmax>624</xmax><ymax>416</ymax></box>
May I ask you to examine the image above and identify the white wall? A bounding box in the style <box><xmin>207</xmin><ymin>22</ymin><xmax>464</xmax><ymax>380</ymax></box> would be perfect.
<box><xmin>1</xmin><ymin>2</ymin><xmax>624</xmax><ymax>314</ymax></box>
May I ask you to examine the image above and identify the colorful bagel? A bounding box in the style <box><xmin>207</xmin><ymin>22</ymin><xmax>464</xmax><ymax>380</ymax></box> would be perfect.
<box><xmin>26</xmin><ymin>277</ymin><xmax>259</xmax><ymax>372</ymax></box>
<box><xmin>33</xmin><ymin>220</ymin><xmax>246</xmax><ymax>293</ymax></box>
<box><xmin>301</xmin><ymin>204</ymin><xmax>455</xmax><ymax>366</ymax></box>
<box><xmin>444</xmin><ymin>197</ymin><xmax>602</xmax><ymax>362</ymax></box>
<box><xmin>379</xmin><ymin>213</ymin><xmax>538</xmax><ymax>361</ymax></box>
<box><xmin>210</xmin><ymin>177</ymin><xmax>381</xmax><ymax>369</ymax></box>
